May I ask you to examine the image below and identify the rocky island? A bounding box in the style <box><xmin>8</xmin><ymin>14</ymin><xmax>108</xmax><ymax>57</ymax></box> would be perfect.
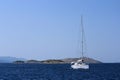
<box><xmin>13</xmin><ymin>57</ymin><xmax>102</xmax><ymax>64</ymax></box>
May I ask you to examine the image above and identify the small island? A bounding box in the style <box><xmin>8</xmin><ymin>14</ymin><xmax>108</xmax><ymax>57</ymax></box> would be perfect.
<box><xmin>13</xmin><ymin>60</ymin><xmax>25</xmax><ymax>64</ymax></box>
<box><xmin>13</xmin><ymin>57</ymin><xmax>102</xmax><ymax>64</ymax></box>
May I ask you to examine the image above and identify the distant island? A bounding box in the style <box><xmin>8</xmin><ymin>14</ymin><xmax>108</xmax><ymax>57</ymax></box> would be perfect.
<box><xmin>13</xmin><ymin>57</ymin><xmax>102</xmax><ymax>64</ymax></box>
<box><xmin>0</xmin><ymin>56</ymin><xmax>102</xmax><ymax>64</ymax></box>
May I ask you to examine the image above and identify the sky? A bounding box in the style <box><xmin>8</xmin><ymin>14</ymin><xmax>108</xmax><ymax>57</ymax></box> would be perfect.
<box><xmin>0</xmin><ymin>0</ymin><xmax>120</xmax><ymax>62</ymax></box>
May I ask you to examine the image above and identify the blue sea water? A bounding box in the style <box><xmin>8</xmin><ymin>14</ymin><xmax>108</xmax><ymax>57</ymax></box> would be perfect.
<box><xmin>0</xmin><ymin>63</ymin><xmax>120</xmax><ymax>80</ymax></box>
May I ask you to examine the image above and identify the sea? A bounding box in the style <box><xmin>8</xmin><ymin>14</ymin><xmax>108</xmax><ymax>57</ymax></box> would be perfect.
<box><xmin>0</xmin><ymin>63</ymin><xmax>120</xmax><ymax>80</ymax></box>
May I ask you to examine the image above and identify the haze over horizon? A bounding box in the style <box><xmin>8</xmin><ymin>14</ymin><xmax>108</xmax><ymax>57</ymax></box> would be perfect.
<box><xmin>0</xmin><ymin>0</ymin><xmax>120</xmax><ymax>62</ymax></box>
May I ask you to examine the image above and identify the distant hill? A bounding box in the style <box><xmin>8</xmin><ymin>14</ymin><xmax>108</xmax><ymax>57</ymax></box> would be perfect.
<box><xmin>41</xmin><ymin>59</ymin><xmax>64</xmax><ymax>64</ymax></box>
<box><xmin>0</xmin><ymin>56</ymin><xmax>26</xmax><ymax>63</ymax></box>
<box><xmin>62</xmin><ymin>57</ymin><xmax>102</xmax><ymax>63</ymax></box>
<box><xmin>0</xmin><ymin>56</ymin><xmax>101</xmax><ymax>64</ymax></box>
<box><xmin>41</xmin><ymin>57</ymin><xmax>102</xmax><ymax>64</ymax></box>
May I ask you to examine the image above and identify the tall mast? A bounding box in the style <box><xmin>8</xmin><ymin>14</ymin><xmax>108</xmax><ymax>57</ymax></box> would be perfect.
<box><xmin>81</xmin><ymin>16</ymin><xmax>84</xmax><ymax>58</ymax></box>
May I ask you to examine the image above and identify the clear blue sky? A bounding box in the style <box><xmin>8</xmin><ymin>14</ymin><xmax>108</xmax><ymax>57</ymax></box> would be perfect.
<box><xmin>0</xmin><ymin>0</ymin><xmax>120</xmax><ymax>62</ymax></box>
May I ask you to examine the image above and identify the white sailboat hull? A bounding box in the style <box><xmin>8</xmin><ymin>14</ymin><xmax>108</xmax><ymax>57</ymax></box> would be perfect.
<box><xmin>71</xmin><ymin>62</ymin><xmax>89</xmax><ymax>69</ymax></box>
<box><xmin>71</xmin><ymin>60</ymin><xmax>89</xmax><ymax>69</ymax></box>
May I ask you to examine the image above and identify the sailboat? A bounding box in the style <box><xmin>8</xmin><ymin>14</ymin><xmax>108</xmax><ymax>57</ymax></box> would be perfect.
<box><xmin>71</xmin><ymin>16</ymin><xmax>89</xmax><ymax>69</ymax></box>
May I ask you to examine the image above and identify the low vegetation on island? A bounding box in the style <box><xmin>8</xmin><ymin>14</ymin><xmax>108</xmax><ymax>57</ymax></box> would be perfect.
<box><xmin>13</xmin><ymin>57</ymin><xmax>102</xmax><ymax>64</ymax></box>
